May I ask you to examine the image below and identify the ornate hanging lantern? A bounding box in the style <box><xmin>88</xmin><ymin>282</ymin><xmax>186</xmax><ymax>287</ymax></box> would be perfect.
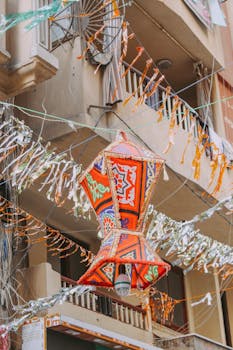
<box><xmin>78</xmin><ymin>132</ymin><xmax>170</xmax><ymax>295</ymax></box>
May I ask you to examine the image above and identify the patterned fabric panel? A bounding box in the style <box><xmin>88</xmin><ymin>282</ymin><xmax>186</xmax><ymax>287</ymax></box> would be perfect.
<box><xmin>98</xmin><ymin>205</ymin><xmax>116</xmax><ymax>236</ymax></box>
<box><xmin>80</xmin><ymin>167</ymin><xmax>114</xmax><ymax>216</ymax></box>
<box><xmin>110</xmin><ymin>157</ymin><xmax>160</xmax><ymax>231</ymax></box>
<box><xmin>78</xmin><ymin>232</ymin><xmax>170</xmax><ymax>289</ymax></box>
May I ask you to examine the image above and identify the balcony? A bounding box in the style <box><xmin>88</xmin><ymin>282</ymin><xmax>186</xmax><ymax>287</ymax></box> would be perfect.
<box><xmin>0</xmin><ymin>0</ymin><xmax>59</xmax><ymax>99</ymax></box>
<box><xmin>21</xmin><ymin>262</ymin><xmax>156</xmax><ymax>349</ymax></box>
<box><xmin>61</xmin><ymin>276</ymin><xmax>149</xmax><ymax>332</ymax></box>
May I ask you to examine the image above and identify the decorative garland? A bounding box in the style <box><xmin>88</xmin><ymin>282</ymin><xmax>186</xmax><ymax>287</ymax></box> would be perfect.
<box><xmin>0</xmin><ymin>285</ymin><xmax>92</xmax><ymax>338</ymax></box>
<box><xmin>0</xmin><ymin>195</ymin><xmax>94</xmax><ymax>263</ymax></box>
<box><xmin>146</xmin><ymin>195</ymin><xmax>233</xmax><ymax>277</ymax></box>
<box><xmin>0</xmin><ymin>113</ymin><xmax>91</xmax><ymax>218</ymax></box>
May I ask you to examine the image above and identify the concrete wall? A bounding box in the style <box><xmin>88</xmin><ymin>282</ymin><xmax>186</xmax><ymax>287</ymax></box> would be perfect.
<box><xmin>184</xmin><ymin>270</ymin><xmax>226</xmax><ymax>344</ymax></box>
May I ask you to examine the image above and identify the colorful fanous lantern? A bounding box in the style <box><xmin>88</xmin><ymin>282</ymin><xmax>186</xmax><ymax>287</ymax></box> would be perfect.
<box><xmin>78</xmin><ymin>132</ymin><xmax>170</xmax><ymax>296</ymax></box>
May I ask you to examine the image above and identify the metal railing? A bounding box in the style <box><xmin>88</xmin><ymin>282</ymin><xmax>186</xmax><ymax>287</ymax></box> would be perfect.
<box><xmin>122</xmin><ymin>62</ymin><xmax>199</xmax><ymax>138</ymax></box>
<box><xmin>61</xmin><ymin>276</ymin><xmax>148</xmax><ymax>331</ymax></box>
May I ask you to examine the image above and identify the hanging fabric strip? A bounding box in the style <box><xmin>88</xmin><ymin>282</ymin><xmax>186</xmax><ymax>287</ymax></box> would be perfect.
<box><xmin>157</xmin><ymin>86</ymin><xmax>171</xmax><ymax>122</ymax></box>
<box><xmin>135</xmin><ymin>68</ymin><xmax>159</xmax><ymax>107</ymax></box>
<box><xmin>208</xmin><ymin>143</ymin><xmax>219</xmax><ymax>188</ymax></box>
<box><xmin>112</xmin><ymin>0</ymin><xmax>120</xmax><ymax>17</ymax></box>
<box><xmin>77</xmin><ymin>24</ymin><xmax>106</xmax><ymax>60</ymax></box>
<box><xmin>122</xmin><ymin>58</ymin><xmax>153</xmax><ymax>106</ymax></box>
<box><xmin>121</xmin><ymin>46</ymin><xmax>145</xmax><ymax>79</ymax></box>
<box><xmin>180</xmin><ymin>115</ymin><xmax>195</xmax><ymax>164</ymax></box>
<box><xmin>192</xmin><ymin>129</ymin><xmax>208</xmax><ymax>180</ymax></box>
<box><xmin>211</xmin><ymin>154</ymin><xmax>228</xmax><ymax>195</ymax></box>
<box><xmin>0</xmin><ymin>113</ymin><xmax>90</xmax><ymax>218</ymax></box>
<box><xmin>163</xmin><ymin>96</ymin><xmax>182</xmax><ymax>154</ymax></box>
<box><xmin>120</xmin><ymin>21</ymin><xmax>129</xmax><ymax>66</ymax></box>
<box><xmin>146</xmin><ymin>74</ymin><xmax>165</xmax><ymax>99</ymax></box>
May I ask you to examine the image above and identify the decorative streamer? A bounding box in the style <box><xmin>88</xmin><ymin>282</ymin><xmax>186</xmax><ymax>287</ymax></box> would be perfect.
<box><xmin>211</xmin><ymin>154</ymin><xmax>228</xmax><ymax>196</ymax></box>
<box><xmin>122</xmin><ymin>58</ymin><xmax>153</xmax><ymax>106</ymax></box>
<box><xmin>0</xmin><ymin>113</ymin><xmax>91</xmax><ymax>218</ymax></box>
<box><xmin>192</xmin><ymin>128</ymin><xmax>208</xmax><ymax>180</ymax></box>
<box><xmin>0</xmin><ymin>195</ymin><xmax>94</xmax><ymax>263</ymax></box>
<box><xmin>180</xmin><ymin>114</ymin><xmax>195</xmax><ymax>164</ymax></box>
<box><xmin>157</xmin><ymin>86</ymin><xmax>171</xmax><ymax>122</ymax></box>
<box><xmin>146</xmin><ymin>195</ymin><xmax>233</xmax><ymax>276</ymax></box>
<box><xmin>119</xmin><ymin>21</ymin><xmax>129</xmax><ymax>69</ymax></box>
<box><xmin>0</xmin><ymin>285</ymin><xmax>92</xmax><ymax>338</ymax></box>
<box><xmin>150</xmin><ymin>289</ymin><xmax>178</xmax><ymax>325</ymax></box>
<box><xmin>112</xmin><ymin>0</ymin><xmax>120</xmax><ymax>17</ymax></box>
<box><xmin>135</xmin><ymin>68</ymin><xmax>159</xmax><ymax>107</ymax></box>
<box><xmin>77</xmin><ymin>24</ymin><xmax>106</xmax><ymax>60</ymax></box>
<box><xmin>191</xmin><ymin>292</ymin><xmax>212</xmax><ymax>307</ymax></box>
<box><xmin>208</xmin><ymin>144</ymin><xmax>219</xmax><ymax>188</ymax></box>
<box><xmin>146</xmin><ymin>74</ymin><xmax>164</xmax><ymax>99</ymax></box>
<box><xmin>121</xmin><ymin>46</ymin><xmax>145</xmax><ymax>79</ymax></box>
<box><xmin>163</xmin><ymin>96</ymin><xmax>182</xmax><ymax>154</ymax></box>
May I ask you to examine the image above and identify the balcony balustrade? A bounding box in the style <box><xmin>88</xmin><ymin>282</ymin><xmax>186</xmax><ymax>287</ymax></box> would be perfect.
<box><xmin>122</xmin><ymin>62</ymin><xmax>200</xmax><ymax>139</ymax></box>
<box><xmin>61</xmin><ymin>276</ymin><xmax>148</xmax><ymax>331</ymax></box>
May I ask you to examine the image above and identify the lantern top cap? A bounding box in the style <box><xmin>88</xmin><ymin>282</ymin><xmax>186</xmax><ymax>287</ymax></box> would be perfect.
<box><xmin>104</xmin><ymin>131</ymin><xmax>164</xmax><ymax>162</ymax></box>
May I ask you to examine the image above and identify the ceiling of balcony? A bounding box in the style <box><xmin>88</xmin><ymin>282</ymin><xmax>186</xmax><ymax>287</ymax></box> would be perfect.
<box><xmin>124</xmin><ymin>0</ymin><xmax>222</xmax><ymax>107</ymax></box>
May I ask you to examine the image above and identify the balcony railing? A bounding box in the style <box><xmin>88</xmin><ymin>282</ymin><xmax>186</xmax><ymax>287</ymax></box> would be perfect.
<box><xmin>122</xmin><ymin>62</ymin><xmax>199</xmax><ymax>139</ymax></box>
<box><xmin>61</xmin><ymin>276</ymin><xmax>148</xmax><ymax>331</ymax></box>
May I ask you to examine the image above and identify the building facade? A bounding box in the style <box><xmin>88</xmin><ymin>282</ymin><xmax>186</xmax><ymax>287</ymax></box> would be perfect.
<box><xmin>0</xmin><ymin>0</ymin><xmax>233</xmax><ymax>349</ymax></box>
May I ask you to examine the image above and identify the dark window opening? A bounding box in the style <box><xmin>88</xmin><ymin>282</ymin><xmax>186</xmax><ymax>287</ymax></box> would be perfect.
<box><xmin>221</xmin><ymin>292</ymin><xmax>232</xmax><ymax>347</ymax></box>
<box><xmin>47</xmin><ymin>233</ymin><xmax>89</xmax><ymax>282</ymax></box>
<box><xmin>150</xmin><ymin>265</ymin><xmax>187</xmax><ymax>332</ymax></box>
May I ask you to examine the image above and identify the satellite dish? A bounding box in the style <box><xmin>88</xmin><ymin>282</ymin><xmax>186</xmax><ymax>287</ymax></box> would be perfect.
<box><xmin>50</xmin><ymin>0</ymin><xmax>128</xmax><ymax>65</ymax></box>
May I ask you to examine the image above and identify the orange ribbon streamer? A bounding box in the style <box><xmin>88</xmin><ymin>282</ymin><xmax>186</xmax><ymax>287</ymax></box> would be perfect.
<box><xmin>112</xmin><ymin>0</ymin><xmax>120</xmax><ymax>17</ymax></box>
<box><xmin>211</xmin><ymin>154</ymin><xmax>228</xmax><ymax>196</ymax></box>
<box><xmin>192</xmin><ymin>128</ymin><xmax>208</xmax><ymax>180</ymax></box>
<box><xmin>77</xmin><ymin>24</ymin><xmax>105</xmax><ymax>60</ymax></box>
<box><xmin>122</xmin><ymin>58</ymin><xmax>153</xmax><ymax>106</ymax></box>
<box><xmin>146</xmin><ymin>74</ymin><xmax>164</xmax><ymax>99</ymax></box>
<box><xmin>135</xmin><ymin>68</ymin><xmax>159</xmax><ymax>107</ymax></box>
<box><xmin>121</xmin><ymin>46</ymin><xmax>145</xmax><ymax>79</ymax></box>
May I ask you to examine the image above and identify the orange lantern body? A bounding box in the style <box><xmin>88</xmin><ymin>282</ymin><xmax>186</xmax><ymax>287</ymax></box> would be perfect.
<box><xmin>78</xmin><ymin>132</ymin><xmax>170</xmax><ymax>290</ymax></box>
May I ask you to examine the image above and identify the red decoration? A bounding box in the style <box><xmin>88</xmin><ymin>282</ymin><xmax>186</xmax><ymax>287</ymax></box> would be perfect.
<box><xmin>78</xmin><ymin>132</ymin><xmax>170</xmax><ymax>291</ymax></box>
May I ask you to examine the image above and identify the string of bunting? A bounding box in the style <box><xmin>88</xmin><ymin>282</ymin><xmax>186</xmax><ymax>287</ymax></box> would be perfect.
<box><xmin>0</xmin><ymin>111</ymin><xmax>231</xmax><ymax>226</ymax></box>
<box><xmin>146</xmin><ymin>195</ymin><xmax>233</xmax><ymax>278</ymax></box>
<box><xmin>0</xmin><ymin>285</ymin><xmax>92</xmax><ymax>338</ymax></box>
<box><xmin>0</xmin><ymin>195</ymin><xmax>94</xmax><ymax>263</ymax></box>
<box><xmin>0</xmin><ymin>112</ymin><xmax>92</xmax><ymax>218</ymax></box>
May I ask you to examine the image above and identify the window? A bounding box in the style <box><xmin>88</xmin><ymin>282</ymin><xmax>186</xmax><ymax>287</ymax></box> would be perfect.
<box><xmin>221</xmin><ymin>292</ymin><xmax>232</xmax><ymax>347</ymax></box>
<box><xmin>150</xmin><ymin>265</ymin><xmax>187</xmax><ymax>331</ymax></box>
<box><xmin>50</xmin><ymin>3</ymin><xmax>77</xmax><ymax>51</ymax></box>
<box><xmin>36</xmin><ymin>0</ymin><xmax>77</xmax><ymax>51</ymax></box>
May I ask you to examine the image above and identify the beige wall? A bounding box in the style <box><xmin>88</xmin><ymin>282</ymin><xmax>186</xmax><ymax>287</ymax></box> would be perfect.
<box><xmin>185</xmin><ymin>270</ymin><xmax>226</xmax><ymax>344</ymax></box>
